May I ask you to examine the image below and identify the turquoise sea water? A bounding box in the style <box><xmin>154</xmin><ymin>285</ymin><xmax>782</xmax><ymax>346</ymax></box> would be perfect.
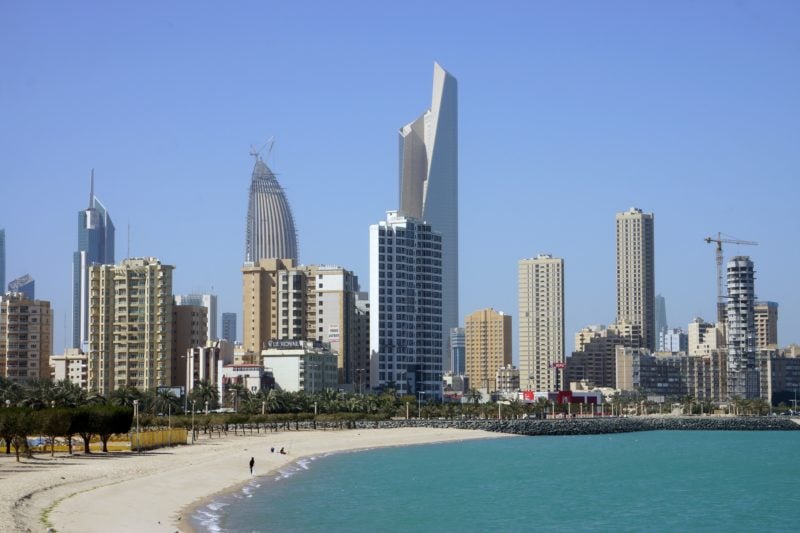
<box><xmin>194</xmin><ymin>431</ymin><xmax>800</xmax><ymax>532</ymax></box>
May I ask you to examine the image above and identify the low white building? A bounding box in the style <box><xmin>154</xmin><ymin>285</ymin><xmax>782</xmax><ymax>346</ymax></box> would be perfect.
<box><xmin>262</xmin><ymin>340</ymin><xmax>338</xmax><ymax>393</ymax></box>
<box><xmin>50</xmin><ymin>348</ymin><xmax>88</xmax><ymax>388</ymax></box>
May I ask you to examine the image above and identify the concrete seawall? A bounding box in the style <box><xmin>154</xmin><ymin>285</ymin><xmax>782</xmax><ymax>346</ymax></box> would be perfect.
<box><xmin>353</xmin><ymin>417</ymin><xmax>800</xmax><ymax>436</ymax></box>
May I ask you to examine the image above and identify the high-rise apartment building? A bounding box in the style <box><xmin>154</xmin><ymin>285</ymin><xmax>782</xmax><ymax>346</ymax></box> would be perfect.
<box><xmin>221</xmin><ymin>312</ymin><xmax>237</xmax><ymax>343</ymax></box>
<box><xmin>87</xmin><ymin>257</ymin><xmax>173</xmax><ymax>395</ymax></box>
<box><xmin>450</xmin><ymin>327</ymin><xmax>465</xmax><ymax>375</ymax></box>
<box><xmin>172</xmin><ymin>304</ymin><xmax>209</xmax><ymax>388</ymax></box>
<box><xmin>369</xmin><ymin>211</ymin><xmax>443</xmax><ymax>398</ymax></box>
<box><xmin>615</xmin><ymin>208</ymin><xmax>655</xmax><ymax>351</ymax></box>
<box><xmin>242</xmin><ymin>258</ymin><xmax>296</xmax><ymax>353</ymax></box>
<box><xmin>174</xmin><ymin>293</ymin><xmax>217</xmax><ymax>340</ymax></box>
<box><xmin>726</xmin><ymin>256</ymin><xmax>758</xmax><ymax>399</ymax></box>
<box><xmin>242</xmin><ymin>259</ymin><xmax>362</xmax><ymax>383</ymax></box>
<box><xmin>245</xmin><ymin>155</ymin><xmax>298</xmax><ymax>263</ymax></box>
<box><xmin>8</xmin><ymin>274</ymin><xmax>34</xmax><ymax>300</ymax></box>
<box><xmin>73</xmin><ymin>172</ymin><xmax>115</xmax><ymax>350</ymax></box>
<box><xmin>754</xmin><ymin>301</ymin><xmax>778</xmax><ymax>349</ymax></box>
<box><xmin>398</xmin><ymin>63</ymin><xmax>458</xmax><ymax>373</ymax></box>
<box><xmin>566</xmin><ymin>323</ymin><xmax>642</xmax><ymax>389</ymax></box>
<box><xmin>519</xmin><ymin>255</ymin><xmax>565</xmax><ymax>392</ymax></box>
<box><xmin>0</xmin><ymin>292</ymin><xmax>52</xmax><ymax>382</ymax></box>
<box><xmin>465</xmin><ymin>308</ymin><xmax>511</xmax><ymax>392</ymax></box>
<box><xmin>0</xmin><ymin>229</ymin><xmax>5</xmax><ymax>292</ymax></box>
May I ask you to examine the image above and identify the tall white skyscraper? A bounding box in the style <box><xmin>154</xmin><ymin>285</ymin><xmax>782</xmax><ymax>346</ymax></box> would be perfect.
<box><xmin>398</xmin><ymin>62</ymin><xmax>458</xmax><ymax>372</ymax></box>
<box><xmin>245</xmin><ymin>154</ymin><xmax>298</xmax><ymax>263</ymax></box>
<box><xmin>174</xmin><ymin>293</ymin><xmax>218</xmax><ymax>340</ymax></box>
<box><xmin>369</xmin><ymin>211</ymin><xmax>443</xmax><ymax>399</ymax></box>
<box><xmin>615</xmin><ymin>208</ymin><xmax>655</xmax><ymax>351</ymax></box>
<box><xmin>726</xmin><ymin>256</ymin><xmax>758</xmax><ymax>399</ymax></box>
<box><xmin>518</xmin><ymin>255</ymin><xmax>565</xmax><ymax>392</ymax></box>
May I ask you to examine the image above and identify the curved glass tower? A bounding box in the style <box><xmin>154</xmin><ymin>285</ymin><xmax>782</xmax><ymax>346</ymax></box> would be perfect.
<box><xmin>245</xmin><ymin>157</ymin><xmax>298</xmax><ymax>263</ymax></box>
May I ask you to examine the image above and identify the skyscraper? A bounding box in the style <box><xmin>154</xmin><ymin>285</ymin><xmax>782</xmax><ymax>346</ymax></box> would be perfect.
<box><xmin>615</xmin><ymin>208</ymin><xmax>655</xmax><ymax>351</ymax></box>
<box><xmin>72</xmin><ymin>171</ymin><xmax>115</xmax><ymax>349</ymax></box>
<box><xmin>369</xmin><ymin>211</ymin><xmax>443</xmax><ymax>398</ymax></box>
<box><xmin>245</xmin><ymin>155</ymin><xmax>298</xmax><ymax>263</ymax></box>
<box><xmin>726</xmin><ymin>256</ymin><xmax>758</xmax><ymax>399</ymax></box>
<box><xmin>655</xmin><ymin>294</ymin><xmax>668</xmax><ymax>339</ymax></box>
<box><xmin>8</xmin><ymin>274</ymin><xmax>34</xmax><ymax>300</ymax></box>
<box><xmin>174</xmin><ymin>293</ymin><xmax>218</xmax><ymax>340</ymax></box>
<box><xmin>519</xmin><ymin>255</ymin><xmax>565</xmax><ymax>392</ymax></box>
<box><xmin>0</xmin><ymin>229</ymin><xmax>5</xmax><ymax>293</ymax></box>
<box><xmin>398</xmin><ymin>62</ymin><xmax>458</xmax><ymax>373</ymax></box>
<box><xmin>450</xmin><ymin>327</ymin><xmax>465</xmax><ymax>375</ymax></box>
<box><xmin>465</xmin><ymin>309</ymin><xmax>511</xmax><ymax>392</ymax></box>
<box><xmin>87</xmin><ymin>257</ymin><xmax>173</xmax><ymax>395</ymax></box>
<box><xmin>222</xmin><ymin>312</ymin><xmax>237</xmax><ymax>343</ymax></box>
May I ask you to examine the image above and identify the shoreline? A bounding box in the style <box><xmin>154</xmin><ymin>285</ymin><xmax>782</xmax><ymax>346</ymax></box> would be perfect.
<box><xmin>3</xmin><ymin>416</ymin><xmax>797</xmax><ymax>532</ymax></box>
<box><xmin>1</xmin><ymin>427</ymin><xmax>510</xmax><ymax>533</ymax></box>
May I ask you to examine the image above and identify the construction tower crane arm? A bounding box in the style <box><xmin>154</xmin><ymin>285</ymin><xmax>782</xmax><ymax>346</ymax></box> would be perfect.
<box><xmin>704</xmin><ymin>232</ymin><xmax>758</xmax><ymax>323</ymax></box>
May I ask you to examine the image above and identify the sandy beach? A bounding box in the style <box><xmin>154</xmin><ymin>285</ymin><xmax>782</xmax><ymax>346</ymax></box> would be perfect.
<box><xmin>0</xmin><ymin>427</ymin><xmax>508</xmax><ymax>532</ymax></box>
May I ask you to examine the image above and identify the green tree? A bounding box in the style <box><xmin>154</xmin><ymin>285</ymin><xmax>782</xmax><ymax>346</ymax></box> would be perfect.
<box><xmin>72</xmin><ymin>406</ymin><xmax>102</xmax><ymax>454</ymax></box>
<box><xmin>97</xmin><ymin>406</ymin><xmax>133</xmax><ymax>452</ymax></box>
<box><xmin>109</xmin><ymin>386</ymin><xmax>142</xmax><ymax>408</ymax></box>
<box><xmin>37</xmin><ymin>408</ymin><xmax>72</xmax><ymax>456</ymax></box>
<box><xmin>189</xmin><ymin>381</ymin><xmax>220</xmax><ymax>410</ymax></box>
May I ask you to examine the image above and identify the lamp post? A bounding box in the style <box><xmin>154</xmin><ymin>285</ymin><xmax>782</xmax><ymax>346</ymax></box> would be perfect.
<box><xmin>191</xmin><ymin>400</ymin><xmax>196</xmax><ymax>444</ymax></box>
<box><xmin>406</xmin><ymin>401</ymin><xmax>409</xmax><ymax>420</ymax></box>
<box><xmin>314</xmin><ymin>401</ymin><xmax>318</xmax><ymax>417</ymax></box>
<box><xmin>417</xmin><ymin>391</ymin><xmax>425</xmax><ymax>419</ymax></box>
<box><xmin>205</xmin><ymin>401</ymin><xmax>208</xmax><ymax>415</ymax></box>
<box><xmin>132</xmin><ymin>399</ymin><xmax>140</xmax><ymax>453</ymax></box>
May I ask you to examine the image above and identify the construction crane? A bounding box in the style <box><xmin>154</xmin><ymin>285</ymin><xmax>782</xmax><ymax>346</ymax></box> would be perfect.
<box><xmin>704</xmin><ymin>233</ymin><xmax>758</xmax><ymax>323</ymax></box>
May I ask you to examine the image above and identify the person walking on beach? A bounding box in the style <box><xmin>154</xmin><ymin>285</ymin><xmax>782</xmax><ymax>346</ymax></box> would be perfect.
<box><xmin>249</xmin><ymin>457</ymin><xmax>255</xmax><ymax>475</ymax></box>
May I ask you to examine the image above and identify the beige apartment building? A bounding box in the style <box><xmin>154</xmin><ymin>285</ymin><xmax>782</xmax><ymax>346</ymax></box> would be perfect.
<box><xmin>688</xmin><ymin>317</ymin><xmax>723</xmax><ymax>357</ymax></box>
<box><xmin>88</xmin><ymin>257</ymin><xmax>174</xmax><ymax>395</ymax></box>
<box><xmin>615</xmin><ymin>208</ymin><xmax>655</xmax><ymax>351</ymax></box>
<box><xmin>519</xmin><ymin>255</ymin><xmax>564</xmax><ymax>392</ymax></box>
<box><xmin>172</xmin><ymin>304</ymin><xmax>208</xmax><ymax>388</ymax></box>
<box><xmin>465</xmin><ymin>308</ymin><xmax>511</xmax><ymax>392</ymax></box>
<box><xmin>242</xmin><ymin>259</ymin><xmax>364</xmax><ymax>384</ymax></box>
<box><xmin>754</xmin><ymin>302</ymin><xmax>778</xmax><ymax>349</ymax></box>
<box><xmin>0</xmin><ymin>292</ymin><xmax>52</xmax><ymax>382</ymax></box>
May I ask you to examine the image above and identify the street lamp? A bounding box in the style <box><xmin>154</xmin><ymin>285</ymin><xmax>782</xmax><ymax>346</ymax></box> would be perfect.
<box><xmin>314</xmin><ymin>401</ymin><xmax>318</xmax><ymax>417</ymax></box>
<box><xmin>417</xmin><ymin>391</ymin><xmax>425</xmax><ymax>419</ymax></box>
<box><xmin>205</xmin><ymin>401</ymin><xmax>209</xmax><ymax>415</ymax></box>
<box><xmin>191</xmin><ymin>400</ymin><xmax>196</xmax><ymax>444</ymax></box>
<box><xmin>132</xmin><ymin>399</ymin><xmax>140</xmax><ymax>453</ymax></box>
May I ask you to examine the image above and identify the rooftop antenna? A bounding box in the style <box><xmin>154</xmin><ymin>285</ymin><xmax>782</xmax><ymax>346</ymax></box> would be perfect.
<box><xmin>89</xmin><ymin>168</ymin><xmax>95</xmax><ymax>208</ymax></box>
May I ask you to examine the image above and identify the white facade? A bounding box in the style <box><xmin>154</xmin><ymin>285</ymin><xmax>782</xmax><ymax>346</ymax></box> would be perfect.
<box><xmin>615</xmin><ymin>207</ymin><xmax>655</xmax><ymax>351</ymax></box>
<box><xmin>262</xmin><ymin>340</ymin><xmax>338</xmax><ymax>393</ymax></box>
<box><xmin>398</xmin><ymin>62</ymin><xmax>458</xmax><ymax>373</ymax></box>
<box><xmin>50</xmin><ymin>348</ymin><xmax>88</xmax><ymax>388</ymax></box>
<box><xmin>726</xmin><ymin>256</ymin><xmax>758</xmax><ymax>399</ymax></box>
<box><xmin>518</xmin><ymin>255</ymin><xmax>564</xmax><ymax>392</ymax></box>
<box><xmin>370</xmin><ymin>211</ymin><xmax>443</xmax><ymax>398</ymax></box>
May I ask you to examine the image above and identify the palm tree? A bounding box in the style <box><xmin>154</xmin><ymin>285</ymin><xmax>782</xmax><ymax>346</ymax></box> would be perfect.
<box><xmin>466</xmin><ymin>388</ymin><xmax>482</xmax><ymax>406</ymax></box>
<box><xmin>0</xmin><ymin>377</ymin><xmax>22</xmax><ymax>407</ymax></box>
<box><xmin>20</xmin><ymin>378</ymin><xmax>56</xmax><ymax>410</ymax></box>
<box><xmin>189</xmin><ymin>380</ymin><xmax>220</xmax><ymax>411</ymax></box>
<box><xmin>53</xmin><ymin>380</ymin><xmax>88</xmax><ymax>408</ymax></box>
<box><xmin>151</xmin><ymin>389</ymin><xmax>180</xmax><ymax>416</ymax></box>
<box><xmin>109</xmin><ymin>386</ymin><xmax>142</xmax><ymax>408</ymax></box>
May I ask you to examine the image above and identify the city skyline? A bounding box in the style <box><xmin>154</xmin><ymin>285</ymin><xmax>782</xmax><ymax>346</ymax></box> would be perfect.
<box><xmin>1</xmin><ymin>2</ymin><xmax>798</xmax><ymax>360</ymax></box>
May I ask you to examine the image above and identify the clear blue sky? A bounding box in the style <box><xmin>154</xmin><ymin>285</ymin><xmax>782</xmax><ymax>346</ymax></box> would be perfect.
<box><xmin>1</xmin><ymin>1</ymin><xmax>798</xmax><ymax>359</ymax></box>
